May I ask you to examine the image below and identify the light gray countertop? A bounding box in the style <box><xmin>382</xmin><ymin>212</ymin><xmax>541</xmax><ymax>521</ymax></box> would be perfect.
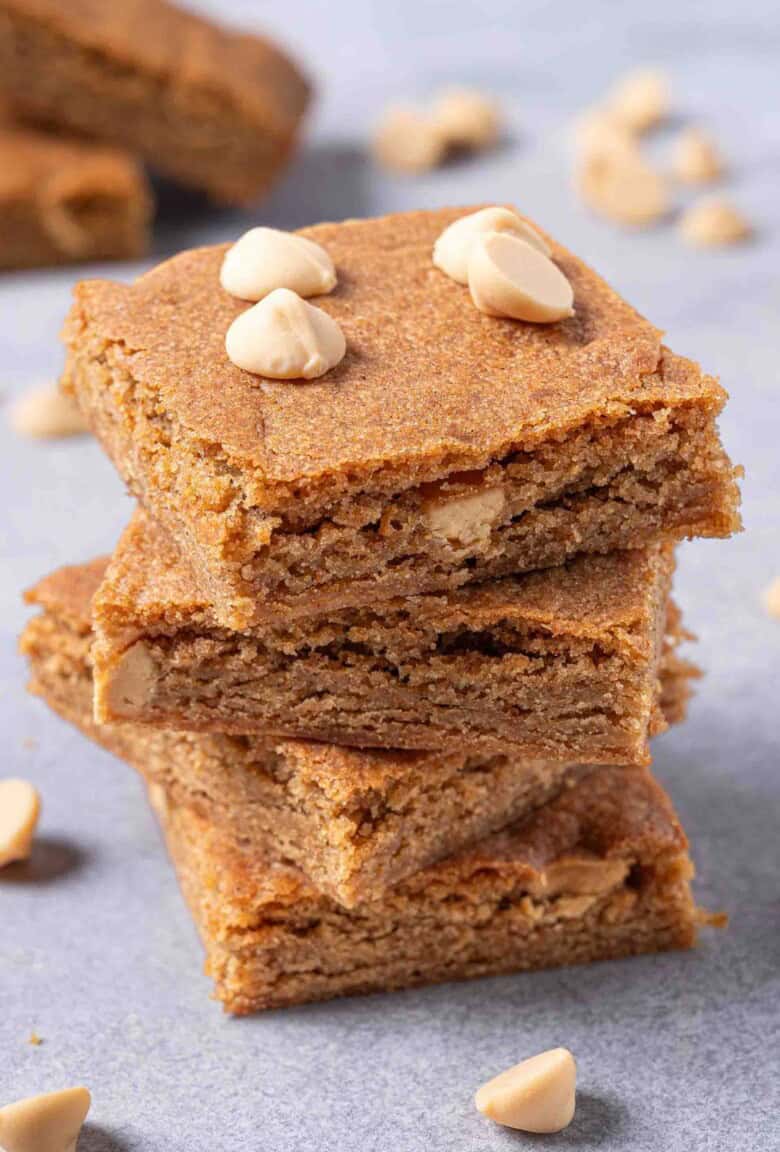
<box><xmin>1</xmin><ymin>1</ymin><xmax>778</xmax><ymax>1148</ymax></box>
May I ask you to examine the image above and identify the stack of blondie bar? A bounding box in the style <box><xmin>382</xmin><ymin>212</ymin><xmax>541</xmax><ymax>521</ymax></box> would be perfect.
<box><xmin>21</xmin><ymin>207</ymin><xmax>741</xmax><ymax>1013</ymax></box>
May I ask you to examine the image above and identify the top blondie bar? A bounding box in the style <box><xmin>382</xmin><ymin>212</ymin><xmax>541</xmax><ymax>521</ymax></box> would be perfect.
<box><xmin>62</xmin><ymin>207</ymin><xmax>741</xmax><ymax>629</ymax></box>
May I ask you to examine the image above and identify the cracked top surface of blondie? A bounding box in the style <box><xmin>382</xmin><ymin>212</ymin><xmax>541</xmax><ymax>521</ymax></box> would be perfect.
<box><xmin>1</xmin><ymin>0</ymin><xmax>311</xmax><ymax>135</ymax></box>
<box><xmin>64</xmin><ymin>207</ymin><xmax>725</xmax><ymax>497</ymax></box>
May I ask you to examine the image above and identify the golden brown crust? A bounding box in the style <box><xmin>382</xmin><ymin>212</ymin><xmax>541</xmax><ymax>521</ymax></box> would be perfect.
<box><xmin>63</xmin><ymin>207</ymin><xmax>725</xmax><ymax>494</ymax></box>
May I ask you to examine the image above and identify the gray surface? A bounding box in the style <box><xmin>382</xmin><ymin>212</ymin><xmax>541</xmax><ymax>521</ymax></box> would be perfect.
<box><xmin>1</xmin><ymin>1</ymin><xmax>779</xmax><ymax>1148</ymax></box>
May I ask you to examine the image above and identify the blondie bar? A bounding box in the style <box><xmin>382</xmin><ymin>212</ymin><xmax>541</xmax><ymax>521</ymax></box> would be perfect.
<box><xmin>0</xmin><ymin>109</ymin><xmax>150</xmax><ymax>268</ymax></box>
<box><xmin>21</xmin><ymin>556</ymin><xmax>695</xmax><ymax>907</ymax></box>
<box><xmin>62</xmin><ymin>208</ymin><xmax>740</xmax><ymax>629</ymax></box>
<box><xmin>0</xmin><ymin>0</ymin><xmax>310</xmax><ymax>204</ymax></box>
<box><xmin>150</xmin><ymin>765</ymin><xmax>699</xmax><ymax>1013</ymax></box>
<box><xmin>91</xmin><ymin>510</ymin><xmax>675</xmax><ymax>766</ymax></box>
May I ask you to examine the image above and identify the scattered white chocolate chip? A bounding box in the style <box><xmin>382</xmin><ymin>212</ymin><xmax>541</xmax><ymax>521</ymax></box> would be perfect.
<box><xmin>605</xmin><ymin>68</ymin><xmax>670</xmax><ymax>134</ymax></box>
<box><xmin>468</xmin><ymin>232</ymin><xmax>574</xmax><ymax>323</ymax></box>
<box><xmin>679</xmin><ymin>197</ymin><xmax>752</xmax><ymax>247</ymax></box>
<box><xmin>372</xmin><ymin>105</ymin><xmax>447</xmax><ymax>173</ymax></box>
<box><xmin>475</xmin><ymin>1048</ymin><xmax>576</xmax><ymax>1134</ymax></box>
<box><xmin>226</xmin><ymin>288</ymin><xmax>346</xmax><ymax>381</ymax></box>
<box><xmin>219</xmin><ymin>227</ymin><xmax>336</xmax><ymax>302</ymax></box>
<box><xmin>576</xmin><ymin>147</ymin><xmax>669</xmax><ymax>226</ymax></box>
<box><xmin>424</xmin><ymin>485</ymin><xmax>505</xmax><ymax>549</ymax></box>
<box><xmin>432</xmin><ymin>87</ymin><xmax>501</xmax><ymax>150</ymax></box>
<box><xmin>573</xmin><ymin>108</ymin><xmax>638</xmax><ymax>161</ymax></box>
<box><xmin>0</xmin><ymin>1086</ymin><xmax>90</xmax><ymax>1152</ymax></box>
<box><xmin>762</xmin><ymin>578</ymin><xmax>780</xmax><ymax>619</ymax></box>
<box><xmin>433</xmin><ymin>207</ymin><xmax>550</xmax><ymax>285</ymax></box>
<box><xmin>10</xmin><ymin>385</ymin><xmax>88</xmax><ymax>439</ymax></box>
<box><xmin>0</xmin><ymin>779</ymin><xmax>41</xmax><ymax>868</ymax></box>
<box><xmin>671</xmin><ymin>127</ymin><xmax>724</xmax><ymax>185</ymax></box>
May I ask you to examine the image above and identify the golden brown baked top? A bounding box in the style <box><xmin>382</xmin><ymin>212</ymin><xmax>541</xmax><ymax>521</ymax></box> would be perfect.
<box><xmin>96</xmin><ymin>508</ymin><xmax>673</xmax><ymax>658</ymax></box>
<box><xmin>0</xmin><ymin>114</ymin><xmax>147</xmax><ymax>202</ymax></box>
<box><xmin>169</xmin><ymin>764</ymin><xmax>688</xmax><ymax>912</ymax></box>
<box><xmin>1</xmin><ymin>0</ymin><xmax>310</xmax><ymax>138</ymax></box>
<box><xmin>63</xmin><ymin>207</ymin><xmax>726</xmax><ymax>502</ymax></box>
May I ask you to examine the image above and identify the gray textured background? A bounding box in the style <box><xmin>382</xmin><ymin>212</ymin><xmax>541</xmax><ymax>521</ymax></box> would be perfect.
<box><xmin>1</xmin><ymin>1</ymin><xmax>779</xmax><ymax>1149</ymax></box>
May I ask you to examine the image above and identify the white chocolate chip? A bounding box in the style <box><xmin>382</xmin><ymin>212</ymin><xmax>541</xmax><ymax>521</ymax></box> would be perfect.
<box><xmin>475</xmin><ymin>1048</ymin><xmax>576</xmax><ymax>1133</ymax></box>
<box><xmin>0</xmin><ymin>779</ymin><xmax>41</xmax><ymax>868</ymax></box>
<box><xmin>468</xmin><ymin>233</ymin><xmax>574</xmax><ymax>323</ymax></box>
<box><xmin>433</xmin><ymin>207</ymin><xmax>550</xmax><ymax>285</ymax></box>
<box><xmin>576</xmin><ymin>147</ymin><xmax>669</xmax><ymax>226</ymax></box>
<box><xmin>226</xmin><ymin>288</ymin><xmax>346</xmax><ymax>381</ymax></box>
<box><xmin>679</xmin><ymin>197</ymin><xmax>752</xmax><ymax>247</ymax></box>
<box><xmin>372</xmin><ymin>105</ymin><xmax>447</xmax><ymax>173</ymax></box>
<box><xmin>432</xmin><ymin>87</ymin><xmax>501</xmax><ymax>150</ymax></box>
<box><xmin>573</xmin><ymin>107</ymin><xmax>638</xmax><ymax>161</ymax></box>
<box><xmin>10</xmin><ymin>385</ymin><xmax>89</xmax><ymax>439</ymax></box>
<box><xmin>219</xmin><ymin>227</ymin><xmax>336</xmax><ymax>302</ymax></box>
<box><xmin>605</xmin><ymin>68</ymin><xmax>670</xmax><ymax>134</ymax></box>
<box><xmin>0</xmin><ymin>1087</ymin><xmax>91</xmax><ymax>1152</ymax></box>
<box><xmin>763</xmin><ymin>578</ymin><xmax>780</xmax><ymax>619</ymax></box>
<box><xmin>671</xmin><ymin>127</ymin><xmax>724</xmax><ymax>185</ymax></box>
<box><xmin>103</xmin><ymin>641</ymin><xmax>157</xmax><ymax>717</ymax></box>
<box><xmin>424</xmin><ymin>485</ymin><xmax>505</xmax><ymax>549</ymax></box>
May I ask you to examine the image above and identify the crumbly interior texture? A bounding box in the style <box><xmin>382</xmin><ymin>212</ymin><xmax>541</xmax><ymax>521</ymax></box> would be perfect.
<box><xmin>92</xmin><ymin>513</ymin><xmax>676</xmax><ymax>765</ymax></box>
<box><xmin>0</xmin><ymin>112</ymin><xmax>150</xmax><ymax>268</ymax></box>
<box><xmin>149</xmin><ymin>765</ymin><xmax>699</xmax><ymax>1014</ymax></box>
<box><xmin>62</xmin><ymin>207</ymin><xmax>741</xmax><ymax>628</ymax></box>
<box><xmin>0</xmin><ymin>0</ymin><xmax>310</xmax><ymax>203</ymax></box>
<box><xmin>21</xmin><ymin>557</ymin><xmax>696</xmax><ymax>907</ymax></box>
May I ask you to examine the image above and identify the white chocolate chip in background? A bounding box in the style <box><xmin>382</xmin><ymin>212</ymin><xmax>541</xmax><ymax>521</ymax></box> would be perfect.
<box><xmin>220</xmin><ymin>227</ymin><xmax>337</xmax><ymax>301</ymax></box>
<box><xmin>604</xmin><ymin>68</ymin><xmax>671</xmax><ymax>134</ymax></box>
<box><xmin>373</xmin><ymin>86</ymin><xmax>502</xmax><ymax>173</ymax></box>
<box><xmin>0</xmin><ymin>778</ymin><xmax>41</xmax><ymax>867</ymax></box>
<box><xmin>763</xmin><ymin>579</ymin><xmax>780</xmax><ymax>619</ymax></box>
<box><xmin>577</xmin><ymin>147</ymin><xmax>670</xmax><ymax>227</ymax></box>
<box><xmin>679</xmin><ymin>197</ymin><xmax>752</xmax><ymax>247</ymax></box>
<box><xmin>0</xmin><ymin>1087</ymin><xmax>91</xmax><ymax>1152</ymax></box>
<box><xmin>226</xmin><ymin>288</ymin><xmax>346</xmax><ymax>380</ymax></box>
<box><xmin>671</xmin><ymin>127</ymin><xmax>725</xmax><ymax>185</ymax></box>
<box><xmin>372</xmin><ymin>105</ymin><xmax>448</xmax><ymax>173</ymax></box>
<box><xmin>475</xmin><ymin>1048</ymin><xmax>577</xmax><ymax>1133</ymax></box>
<box><xmin>9</xmin><ymin>385</ymin><xmax>89</xmax><ymax>440</ymax></box>
<box><xmin>571</xmin><ymin>68</ymin><xmax>755</xmax><ymax>246</ymax></box>
<box><xmin>431</xmin><ymin>87</ymin><xmax>501</xmax><ymax>150</ymax></box>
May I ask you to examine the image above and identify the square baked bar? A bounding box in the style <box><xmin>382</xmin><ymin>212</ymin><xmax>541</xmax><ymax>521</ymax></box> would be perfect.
<box><xmin>62</xmin><ymin>207</ymin><xmax>740</xmax><ymax>629</ymax></box>
<box><xmin>21</xmin><ymin>556</ymin><xmax>696</xmax><ymax>907</ymax></box>
<box><xmin>149</xmin><ymin>765</ymin><xmax>699</xmax><ymax>1013</ymax></box>
<box><xmin>92</xmin><ymin>510</ymin><xmax>677</xmax><ymax>766</ymax></box>
<box><xmin>0</xmin><ymin>0</ymin><xmax>310</xmax><ymax>204</ymax></box>
<box><xmin>0</xmin><ymin>109</ymin><xmax>151</xmax><ymax>268</ymax></box>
